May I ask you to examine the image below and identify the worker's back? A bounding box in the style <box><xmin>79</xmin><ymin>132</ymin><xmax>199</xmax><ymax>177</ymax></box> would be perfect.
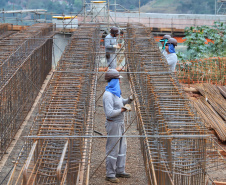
<box><xmin>105</xmin><ymin>34</ymin><xmax>117</xmax><ymax>53</ymax></box>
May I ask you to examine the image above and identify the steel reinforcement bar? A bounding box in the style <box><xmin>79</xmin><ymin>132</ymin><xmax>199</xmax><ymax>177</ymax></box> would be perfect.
<box><xmin>125</xmin><ymin>23</ymin><xmax>226</xmax><ymax>185</ymax></box>
<box><xmin>7</xmin><ymin>24</ymin><xmax>100</xmax><ymax>185</ymax></box>
<box><xmin>0</xmin><ymin>23</ymin><xmax>54</xmax><ymax>160</ymax></box>
<box><xmin>0</xmin><ymin>23</ymin><xmax>14</xmax><ymax>39</ymax></box>
<box><xmin>0</xmin><ymin>23</ymin><xmax>8</xmax><ymax>34</ymax></box>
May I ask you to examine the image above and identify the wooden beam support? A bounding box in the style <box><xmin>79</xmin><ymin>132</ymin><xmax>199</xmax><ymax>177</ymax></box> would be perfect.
<box><xmin>213</xmin><ymin>181</ymin><xmax>226</xmax><ymax>185</ymax></box>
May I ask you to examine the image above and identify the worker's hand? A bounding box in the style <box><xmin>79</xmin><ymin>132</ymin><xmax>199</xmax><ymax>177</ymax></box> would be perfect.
<box><xmin>113</xmin><ymin>45</ymin><xmax>120</xmax><ymax>49</ymax></box>
<box><xmin>129</xmin><ymin>94</ymin><xmax>134</xmax><ymax>101</ymax></box>
<box><xmin>122</xmin><ymin>104</ymin><xmax>132</xmax><ymax>112</ymax></box>
<box><xmin>121</xmin><ymin>107</ymin><xmax>127</xmax><ymax>112</ymax></box>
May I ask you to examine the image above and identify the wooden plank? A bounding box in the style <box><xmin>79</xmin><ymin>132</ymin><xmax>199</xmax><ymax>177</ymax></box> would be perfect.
<box><xmin>9</xmin><ymin>25</ymin><xmax>28</xmax><ymax>31</ymax></box>
<box><xmin>219</xmin><ymin>150</ymin><xmax>226</xmax><ymax>157</ymax></box>
<box><xmin>213</xmin><ymin>181</ymin><xmax>226</xmax><ymax>185</ymax></box>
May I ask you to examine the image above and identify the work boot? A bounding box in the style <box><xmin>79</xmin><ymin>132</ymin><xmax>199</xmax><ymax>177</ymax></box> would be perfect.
<box><xmin>105</xmin><ymin>177</ymin><xmax>120</xmax><ymax>183</ymax></box>
<box><xmin>116</xmin><ymin>173</ymin><xmax>131</xmax><ymax>178</ymax></box>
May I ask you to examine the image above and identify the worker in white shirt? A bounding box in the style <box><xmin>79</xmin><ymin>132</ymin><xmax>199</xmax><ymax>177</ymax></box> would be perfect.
<box><xmin>165</xmin><ymin>38</ymin><xmax>178</xmax><ymax>72</ymax></box>
<box><xmin>103</xmin><ymin>69</ymin><xmax>133</xmax><ymax>183</ymax></box>
<box><xmin>159</xmin><ymin>35</ymin><xmax>171</xmax><ymax>58</ymax></box>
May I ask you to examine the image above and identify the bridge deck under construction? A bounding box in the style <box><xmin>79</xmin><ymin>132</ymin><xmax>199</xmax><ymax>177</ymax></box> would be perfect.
<box><xmin>0</xmin><ymin>23</ymin><xmax>225</xmax><ymax>185</ymax></box>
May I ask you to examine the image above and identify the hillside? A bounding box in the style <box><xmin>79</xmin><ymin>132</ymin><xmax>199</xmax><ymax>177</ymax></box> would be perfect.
<box><xmin>140</xmin><ymin>0</ymin><xmax>178</xmax><ymax>13</ymax></box>
<box><xmin>0</xmin><ymin>0</ymin><xmax>216</xmax><ymax>14</ymax></box>
<box><xmin>139</xmin><ymin>0</ymin><xmax>215</xmax><ymax>14</ymax></box>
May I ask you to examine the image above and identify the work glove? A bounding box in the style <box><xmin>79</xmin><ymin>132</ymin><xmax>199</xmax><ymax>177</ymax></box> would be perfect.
<box><xmin>129</xmin><ymin>94</ymin><xmax>134</xmax><ymax>101</ymax></box>
<box><xmin>122</xmin><ymin>104</ymin><xmax>132</xmax><ymax>111</ymax></box>
<box><xmin>113</xmin><ymin>45</ymin><xmax>120</xmax><ymax>49</ymax></box>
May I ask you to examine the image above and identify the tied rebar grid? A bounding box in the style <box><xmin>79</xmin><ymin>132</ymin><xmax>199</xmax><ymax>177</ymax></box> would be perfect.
<box><xmin>0</xmin><ymin>23</ymin><xmax>14</xmax><ymax>39</ymax></box>
<box><xmin>0</xmin><ymin>23</ymin><xmax>54</xmax><ymax>160</ymax></box>
<box><xmin>7</xmin><ymin>24</ymin><xmax>100</xmax><ymax>185</ymax></box>
<box><xmin>0</xmin><ymin>23</ymin><xmax>8</xmax><ymax>34</ymax></box>
<box><xmin>125</xmin><ymin>23</ymin><xmax>226</xmax><ymax>185</ymax></box>
<box><xmin>0</xmin><ymin>23</ymin><xmax>54</xmax><ymax>87</ymax></box>
<box><xmin>177</xmin><ymin>58</ymin><xmax>226</xmax><ymax>86</ymax></box>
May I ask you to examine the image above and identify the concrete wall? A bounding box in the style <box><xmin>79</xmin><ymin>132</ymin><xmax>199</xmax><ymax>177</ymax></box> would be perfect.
<box><xmin>52</xmin><ymin>33</ymin><xmax>71</xmax><ymax>68</ymax></box>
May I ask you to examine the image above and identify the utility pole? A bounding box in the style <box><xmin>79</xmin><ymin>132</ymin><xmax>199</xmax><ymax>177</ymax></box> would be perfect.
<box><xmin>84</xmin><ymin>0</ymin><xmax>86</xmax><ymax>23</ymax></box>
<box><xmin>108</xmin><ymin>0</ymin><xmax>110</xmax><ymax>32</ymax></box>
<box><xmin>139</xmin><ymin>0</ymin><xmax>140</xmax><ymax>22</ymax></box>
<box><xmin>215</xmin><ymin>0</ymin><xmax>217</xmax><ymax>15</ymax></box>
<box><xmin>115</xmin><ymin>0</ymin><xmax>116</xmax><ymax>23</ymax></box>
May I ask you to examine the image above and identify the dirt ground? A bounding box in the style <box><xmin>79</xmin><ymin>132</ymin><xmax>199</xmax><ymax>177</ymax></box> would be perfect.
<box><xmin>89</xmin><ymin>73</ymin><xmax>148</xmax><ymax>185</ymax></box>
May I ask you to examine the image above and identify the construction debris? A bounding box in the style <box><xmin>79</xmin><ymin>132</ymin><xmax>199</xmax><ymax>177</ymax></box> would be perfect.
<box><xmin>218</xmin><ymin>86</ymin><xmax>226</xmax><ymax>98</ymax></box>
<box><xmin>192</xmin><ymin>97</ymin><xmax>226</xmax><ymax>141</ymax></box>
<box><xmin>187</xmin><ymin>83</ymin><xmax>226</xmax><ymax>141</ymax></box>
<box><xmin>196</xmin><ymin>83</ymin><xmax>226</xmax><ymax>121</ymax></box>
<box><xmin>217</xmin><ymin>86</ymin><xmax>226</xmax><ymax>98</ymax></box>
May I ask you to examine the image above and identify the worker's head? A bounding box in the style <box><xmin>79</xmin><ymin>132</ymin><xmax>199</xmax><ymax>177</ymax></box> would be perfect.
<box><xmin>105</xmin><ymin>69</ymin><xmax>123</xmax><ymax>82</ymax></box>
<box><xmin>165</xmin><ymin>38</ymin><xmax>177</xmax><ymax>53</ymax></box>
<box><xmin>159</xmin><ymin>35</ymin><xmax>171</xmax><ymax>49</ymax></box>
<box><xmin>110</xmin><ymin>27</ymin><xmax>120</xmax><ymax>37</ymax></box>
<box><xmin>166</xmin><ymin>38</ymin><xmax>177</xmax><ymax>47</ymax></box>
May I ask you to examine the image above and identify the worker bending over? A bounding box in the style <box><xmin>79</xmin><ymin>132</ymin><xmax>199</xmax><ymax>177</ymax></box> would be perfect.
<box><xmin>105</xmin><ymin>27</ymin><xmax>120</xmax><ymax>69</ymax></box>
<box><xmin>165</xmin><ymin>38</ymin><xmax>178</xmax><ymax>72</ymax></box>
<box><xmin>103</xmin><ymin>69</ymin><xmax>133</xmax><ymax>183</ymax></box>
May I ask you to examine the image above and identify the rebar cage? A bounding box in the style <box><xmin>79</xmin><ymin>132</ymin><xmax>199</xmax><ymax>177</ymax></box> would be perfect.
<box><xmin>125</xmin><ymin>23</ymin><xmax>226</xmax><ymax>185</ymax></box>
<box><xmin>0</xmin><ymin>23</ymin><xmax>54</xmax><ymax>160</ymax></box>
<box><xmin>7</xmin><ymin>24</ymin><xmax>100</xmax><ymax>185</ymax></box>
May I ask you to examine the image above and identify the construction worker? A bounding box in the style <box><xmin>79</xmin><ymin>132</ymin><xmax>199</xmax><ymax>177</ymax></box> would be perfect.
<box><xmin>118</xmin><ymin>30</ymin><xmax>124</xmax><ymax>47</ymax></box>
<box><xmin>103</xmin><ymin>69</ymin><xmax>133</xmax><ymax>183</ymax></box>
<box><xmin>159</xmin><ymin>34</ymin><xmax>171</xmax><ymax>57</ymax></box>
<box><xmin>117</xmin><ymin>30</ymin><xmax>125</xmax><ymax>67</ymax></box>
<box><xmin>165</xmin><ymin>38</ymin><xmax>178</xmax><ymax>72</ymax></box>
<box><xmin>105</xmin><ymin>27</ymin><xmax>120</xmax><ymax>69</ymax></box>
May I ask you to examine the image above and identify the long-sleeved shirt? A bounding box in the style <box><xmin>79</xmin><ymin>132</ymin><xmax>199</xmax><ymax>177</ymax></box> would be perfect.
<box><xmin>162</xmin><ymin>50</ymin><xmax>167</xmax><ymax>58</ymax></box>
<box><xmin>105</xmin><ymin>34</ymin><xmax>117</xmax><ymax>53</ymax></box>
<box><xmin>165</xmin><ymin>53</ymin><xmax>178</xmax><ymax>72</ymax></box>
<box><xmin>103</xmin><ymin>91</ymin><xmax>131</xmax><ymax>122</ymax></box>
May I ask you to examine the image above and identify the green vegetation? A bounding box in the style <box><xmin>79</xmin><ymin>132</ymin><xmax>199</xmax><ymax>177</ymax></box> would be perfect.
<box><xmin>176</xmin><ymin>22</ymin><xmax>226</xmax><ymax>85</ymax></box>
<box><xmin>178</xmin><ymin>22</ymin><xmax>226</xmax><ymax>61</ymax></box>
